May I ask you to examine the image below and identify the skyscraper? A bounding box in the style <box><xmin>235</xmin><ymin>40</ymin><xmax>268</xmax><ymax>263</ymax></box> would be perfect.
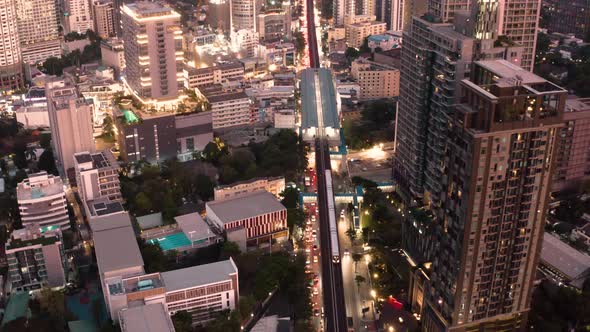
<box><xmin>0</xmin><ymin>0</ymin><xmax>24</xmax><ymax>91</ymax></box>
<box><xmin>14</xmin><ymin>0</ymin><xmax>62</xmax><ymax>64</ymax></box>
<box><xmin>47</xmin><ymin>78</ymin><xmax>95</xmax><ymax>171</ymax></box>
<box><xmin>407</xmin><ymin>59</ymin><xmax>566</xmax><ymax>331</ymax></box>
<box><xmin>121</xmin><ymin>1</ymin><xmax>183</xmax><ymax>103</ymax></box>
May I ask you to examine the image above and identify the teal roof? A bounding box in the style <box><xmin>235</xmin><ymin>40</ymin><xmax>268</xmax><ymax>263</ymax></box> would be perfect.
<box><xmin>368</xmin><ymin>34</ymin><xmax>392</xmax><ymax>42</ymax></box>
<box><xmin>301</xmin><ymin>68</ymin><xmax>340</xmax><ymax>130</ymax></box>
<box><xmin>68</xmin><ymin>320</ymin><xmax>98</xmax><ymax>332</ymax></box>
<box><xmin>122</xmin><ymin>109</ymin><xmax>139</xmax><ymax>124</ymax></box>
<box><xmin>1</xmin><ymin>292</ymin><xmax>30</xmax><ymax>326</ymax></box>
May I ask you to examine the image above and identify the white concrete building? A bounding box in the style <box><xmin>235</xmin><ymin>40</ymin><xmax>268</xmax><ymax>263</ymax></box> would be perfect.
<box><xmin>16</xmin><ymin>172</ymin><xmax>69</xmax><ymax>231</ymax></box>
<box><xmin>46</xmin><ymin>77</ymin><xmax>95</xmax><ymax>171</ymax></box>
<box><xmin>6</xmin><ymin>225</ymin><xmax>67</xmax><ymax>292</ymax></box>
<box><xmin>119</xmin><ymin>303</ymin><xmax>175</xmax><ymax>332</ymax></box>
<box><xmin>203</xmin><ymin>90</ymin><xmax>253</xmax><ymax>129</ymax></box>
<box><xmin>15</xmin><ymin>103</ymin><xmax>50</xmax><ymax>129</ymax></box>
<box><xmin>74</xmin><ymin>150</ymin><xmax>121</xmax><ymax>204</ymax></box>
<box><xmin>64</xmin><ymin>0</ymin><xmax>94</xmax><ymax>34</ymax></box>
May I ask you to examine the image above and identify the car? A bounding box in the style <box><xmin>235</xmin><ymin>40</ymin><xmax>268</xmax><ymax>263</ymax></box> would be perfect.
<box><xmin>313</xmin><ymin>288</ymin><xmax>319</xmax><ymax>295</ymax></box>
<box><xmin>362</xmin><ymin>167</ymin><xmax>368</xmax><ymax>171</ymax></box>
<box><xmin>314</xmin><ymin>255</ymin><xmax>318</xmax><ymax>263</ymax></box>
<box><xmin>313</xmin><ymin>244</ymin><xmax>318</xmax><ymax>250</ymax></box>
<box><xmin>312</xmin><ymin>230</ymin><xmax>317</xmax><ymax>236</ymax></box>
<box><xmin>306</xmin><ymin>259</ymin><xmax>311</xmax><ymax>265</ymax></box>
<box><xmin>305</xmin><ymin>248</ymin><xmax>311</xmax><ymax>253</ymax></box>
<box><xmin>314</xmin><ymin>309</ymin><xmax>320</xmax><ymax>317</ymax></box>
<box><xmin>344</xmin><ymin>249</ymin><xmax>350</xmax><ymax>256</ymax></box>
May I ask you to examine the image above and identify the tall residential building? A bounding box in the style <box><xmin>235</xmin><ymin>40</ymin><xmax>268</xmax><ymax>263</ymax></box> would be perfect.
<box><xmin>545</xmin><ymin>0</ymin><xmax>590</xmax><ymax>39</ymax></box>
<box><xmin>6</xmin><ymin>225</ymin><xmax>67</xmax><ymax>292</ymax></box>
<box><xmin>121</xmin><ymin>2</ymin><xmax>183</xmax><ymax>104</ymax></box>
<box><xmin>14</xmin><ymin>0</ymin><xmax>62</xmax><ymax>64</ymax></box>
<box><xmin>64</xmin><ymin>0</ymin><xmax>94</xmax><ymax>34</ymax></box>
<box><xmin>47</xmin><ymin>78</ymin><xmax>95</xmax><ymax>171</ymax></box>
<box><xmin>207</xmin><ymin>0</ymin><xmax>231</xmax><ymax>32</ymax></box>
<box><xmin>394</xmin><ymin>16</ymin><xmax>475</xmax><ymax>198</ymax></box>
<box><xmin>73</xmin><ymin>150</ymin><xmax>121</xmax><ymax>204</ymax></box>
<box><xmin>16</xmin><ymin>172</ymin><xmax>70</xmax><ymax>232</ymax></box>
<box><xmin>92</xmin><ymin>0</ymin><xmax>116</xmax><ymax>39</ymax></box>
<box><xmin>379</xmin><ymin>0</ymin><xmax>405</xmax><ymax>31</ymax></box>
<box><xmin>230</xmin><ymin>0</ymin><xmax>256</xmax><ymax>31</ymax></box>
<box><xmin>552</xmin><ymin>98</ymin><xmax>590</xmax><ymax>192</ymax></box>
<box><xmin>427</xmin><ymin>0</ymin><xmax>541</xmax><ymax>71</ymax></box>
<box><xmin>407</xmin><ymin>60</ymin><xmax>566</xmax><ymax>331</ymax></box>
<box><xmin>0</xmin><ymin>0</ymin><xmax>24</xmax><ymax>91</ymax></box>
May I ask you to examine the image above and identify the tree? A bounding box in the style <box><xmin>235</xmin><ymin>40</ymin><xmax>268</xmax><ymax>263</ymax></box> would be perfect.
<box><xmin>355</xmin><ymin>275</ymin><xmax>366</xmax><ymax>289</ymax></box>
<box><xmin>38</xmin><ymin>149</ymin><xmax>58</xmax><ymax>175</ymax></box>
<box><xmin>171</xmin><ymin>311</ymin><xmax>192</xmax><ymax>332</ymax></box>
<box><xmin>294</xmin><ymin>30</ymin><xmax>306</xmax><ymax>56</ymax></box>
<box><xmin>345</xmin><ymin>47</ymin><xmax>360</xmax><ymax>61</ymax></box>
<box><xmin>220</xmin><ymin>241</ymin><xmax>242</xmax><ymax>259</ymax></box>
<box><xmin>287</xmin><ymin>208</ymin><xmax>306</xmax><ymax>232</ymax></box>
<box><xmin>194</xmin><ymin>174</ymin><xmax>215</xmax><ymax>201</ymax></box>
<box><xmin>39</xmin><ymin>287</ymin><xmax>67</xmax><ymax>328</ymax></box>
<box><xmin>281</xmin><ymin>187</ymin><xmax>299</xmax><ymax>209</ymax></box>
<box><xmin>359</xmin><ymin>37</ymin><xmax>371</xmax><ymax>54</ymax></box>
<box><xmin>102</xmin><ymin>114</ymin><xmax>114</xmax><ymax>137</ymax></box>
<box><xmin>238</xmin><ymin>295</ymin><xmax>256</xmax><ymax>320</ymax></box>
<box><xmin>133</xmin><ymin>192</ymin><xmax>152</xmax><ymax>215</ymax></box>
<box><xmin>137</xmin><ymin>239</ymin><xmax>168</xmax><ymax>273</ymax></box>
<box><xmin>346</xmin><ymin>227</ymin><xmax>357</xmax><ymax>242</ymax></box>
<box><xmin>352</xmin><ymin>253</ymin><xmax>363</xmax><ymax>272</ymax></box>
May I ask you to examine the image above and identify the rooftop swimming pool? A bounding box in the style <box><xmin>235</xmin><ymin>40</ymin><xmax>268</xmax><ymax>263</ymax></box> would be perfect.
<box><xmin>147</xmin><ymin>232</ymin><xmax>191</xmax><ymax>251</ymax></box>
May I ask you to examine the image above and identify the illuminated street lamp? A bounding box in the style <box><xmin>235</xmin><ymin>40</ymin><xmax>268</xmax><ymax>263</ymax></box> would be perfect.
<box><xmin>370</xmin><ymin>289</ymin><xmax>377</xmax><ymax>298</ymax></box>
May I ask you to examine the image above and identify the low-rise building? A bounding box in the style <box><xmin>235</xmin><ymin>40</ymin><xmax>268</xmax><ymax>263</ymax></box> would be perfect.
<box><xmin>119</xmin><ymin>303</ymin><xmax>175</xmax><ymax>332</ymax></box>
<box><xmin>351</xmin><ymin>57</ymin><xmax>400</xmax><ymax>100</ymax></box>
<box><xmin>201</xmin><ymin>89</ymin><xmax>253</xmax><ymax>129</ymax></box>
<box><xmin>6</xmin><ymin>225</ymin><xmax>66</xmax><ymax>292</ymax></box>
<box><xmin>142</xmin><ymin>212</ymin><xmax>221</xmax><ymax>252</ymax></box>
<box><xmin>345</xmin><ymin>21</ymin><xmax>387</xmax><ymax>48</ymax></box>
<box><xmin>552</xmin><ymin>97</ymin><xmax>590</xmax><ymax>192</ymax></box>
<box><xmin>74</xmin><ymin>150</ymin><xmax>121</xmax><ymax>205</ymax></box>
<box><xmin>540</xmin><ymin>232</ymin><xmax>590</xmax><ymax>289</ymax></box>
<box><xmin>327</xmin><ymin>27</ymin><xmax>346</xmax><ymax>41</ymax></box>
<box><xmin>258</xmin><ymin>42</ymin><xmax>296</xmax><ymax>67</ymax></box>
<box><xmin>16</xmin><ymin>172</ymin><xmax>69</xmax><ymax>232</ymax></box>
<box><xmin>214</xmin><ymin>177</ymin><xmax>285</xmax><ymax>201</ymax></box>
<box><xmin>15</xmin><ymin>102</ymin><xmax>50</xmax><ymax>129</ymax></box>
<box><xmin>115</xmin><ymin>110</ymin><xmax>177</xmax><ymax>164</ymax></box>
<box><xmin>274</xmin><ymin>109</ymin><xmax>296</xmax><ymax>129</ymax></box>
<box><xmin>184</xmin><ymin>62</ymin><xmax>244</xmax><ymax>89</ymax></box>
<box><xmin>206</xmin><ymin>191</ymin><xmax>288</xmax><ymax>247</ymax></box>
<box><xmin>100</xmin><ymin>38</ymin><xmax>126</xmax><ymax>77</ymax></box>
<box><xmin>175</xmin><ymin>111</ymin><xmax>214</xmax><ymax>161</ymax></box>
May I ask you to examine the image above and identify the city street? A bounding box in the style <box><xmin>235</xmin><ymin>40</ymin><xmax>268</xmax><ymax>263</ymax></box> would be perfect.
<box><xmin>338</xmin><ymin>204</ymin><xmax>377</xmax><ymax>331</ymax></box>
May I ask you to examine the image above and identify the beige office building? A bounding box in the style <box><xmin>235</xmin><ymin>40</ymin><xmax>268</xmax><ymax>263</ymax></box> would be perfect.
<box><xmin>47</xmin><ymin>78</ymin><xmax>95</xmax><ymax>171</ymax></box>
<box><xmin>64</xmin><ymin>0</ymin><xmax>94</xmax><ymax>34</ymax></box>
<box><xmin>92</xmin><ymin>0</ymin><xmax>116</xmax><ymax>39</ymax></box>
<box><xmin>121</xmin><ymin>2</ymin><xmax>183</xmax><ymax>103</ymax></box>
<box><xmin>345</xmin><ymin>21</ymin><xmax>387</xmax><ymax>48</ymax></box>
<box><xmin>14</xmin><ymin>0</ymin><xmax>62</xmax><ymax>63</ymax></box>
<box><xmin>351</xmin><ymin>57</ymin><xmax>400</xmax><ymax>100</ymax></box>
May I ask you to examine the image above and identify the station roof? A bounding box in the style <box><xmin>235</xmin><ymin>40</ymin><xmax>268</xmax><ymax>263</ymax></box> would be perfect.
<box><xmin>301</xmin><ymin>68</ymin><xmax>340</xmax><ymax>130</ymax></box>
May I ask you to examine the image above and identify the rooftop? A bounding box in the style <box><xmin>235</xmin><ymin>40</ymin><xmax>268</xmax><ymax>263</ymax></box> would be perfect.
<box><xmin>301</xmin><ymin>68</ymin><xmax>340</xmax><ymax>130</ymax></box>
<box><xmin>540</xmin><ymin>233</ymin><xmax>590</xmax><ymax>283</ymax></box>
<box><xmin>87</xmin><ymin>200</ymin><xmax>126</xmax><ymax>222</ymax></box>
<box><xmin>74</xmin><ymin>150</ymin><xmax>118</xmax><ymax>170</ymax></box>
<box><xmin>206</xmin><ymin>191</ymin><xmax>285</xmax><ymax>224</ymax></box>
<box><xmin>160</xmin><ymin>258</ymin><xmax>237</xmax><ymax>292</ymax></box>
<box><xmin>119</xmin><ymin>303</ymin><xmax>175</xmax><ymax>332</ymax></box>
<box><xmin>175</xmin><ymin>212</ymin><xmax>214</xmax><ymax>240</ymax></box>
<box><xmin>6</xmin><ymin>233</ymin><xmax>60</xmax><ymax>251</ymax></box>
<box><xmin>16</xmin><ymin>172</ymin><xmax>65</xmax><ymax>201</ymax></box>
<box><xmin>565</xmin><ymin>98</ymin><xmax>590</xmax><ymax>112</ymax></box>
<box><xmin>476</xmin><ymin>60</ymin><xmax>546</xmax><ymax>85</ymax></box>
<box><xmin>122</xmin><ymin>1</ymin><xmax>180</xmax><ymax>20</ymax></box>
<box><xmin>94</xmin><ymin>216</ymin><xmax>144</xmax><ymax>273</ymax></box>
<box><xmin>205</xmin><ymin>91</ymin><xmax>250</xmax><ymax>104</ymax></box>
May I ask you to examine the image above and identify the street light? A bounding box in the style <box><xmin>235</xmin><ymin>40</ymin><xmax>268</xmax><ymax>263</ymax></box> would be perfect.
<box><xmin>370</xmin><ymin>289</ymin><xmax>376</xmax><ymax>298</ymax></box>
